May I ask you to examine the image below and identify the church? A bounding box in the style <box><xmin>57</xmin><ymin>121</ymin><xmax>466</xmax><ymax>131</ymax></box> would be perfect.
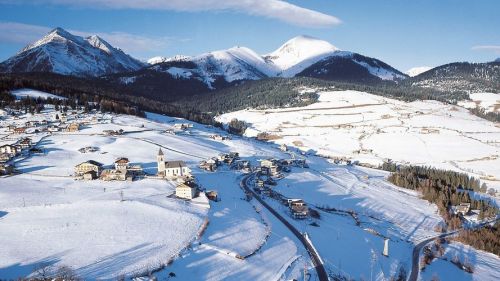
<box><xmin>157</xmin><ymin>148</ymin><xmax>191</xmax><ymax>179</ymax></box>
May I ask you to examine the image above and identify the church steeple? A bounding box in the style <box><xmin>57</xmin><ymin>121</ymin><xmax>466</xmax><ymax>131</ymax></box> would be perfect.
<box><xmin>157</xmin><ymin>147</ymin><xmax>166</xmax><ymax>177</ymax></box>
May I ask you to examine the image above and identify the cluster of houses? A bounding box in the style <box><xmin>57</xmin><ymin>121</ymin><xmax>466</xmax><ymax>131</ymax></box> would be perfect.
<box><xmin>253</xmin><ymin>157</ymin><xmax>311</xmax><ymax>219</ymax></box>
<box><xmin>74</xmin><ymin>148</ymin><xmax>199</xmax><ymax>200</ymax></box>
<box><xmin>0</xmin><ymin>137</ymin><xmax>35</xmax><ymax>175</ymax></box>
<box><xmin>198</xmin><ymin>152</ymin><xmax>240</xmax><ymax>172</ymax></box>
<box><xmin>74</xmin><ymin>157</ymin><xmax>144</xmax><ymax>181</ymax></box>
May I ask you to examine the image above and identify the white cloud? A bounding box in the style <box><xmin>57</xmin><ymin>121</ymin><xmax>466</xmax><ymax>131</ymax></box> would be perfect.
<box><xmin>10</xmin><ymin>0</ymin><xmax>341</xmax><ymax>28</ymax></box>
<box><xmin>471</xmin><ymin>45</ymin><xmax>500</xmax><ymax>54</ymax></box>
<box><xmin>0</xmin><ymin>21</ymin><xmax>184</xmax><ymax>55</ymax></box>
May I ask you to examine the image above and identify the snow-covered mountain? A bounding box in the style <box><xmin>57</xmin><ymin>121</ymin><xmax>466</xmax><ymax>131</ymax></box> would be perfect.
<box><xmin>147</xmin><ymin>55</ymin><xmax>190</xmax><ymax>65</ymax></box>
<box><xmin>495</xmin><ymin>58</ymin><xmax>500</xmax><ymax>62</ymax></box>
<box><xmin>0</xmin><ymin>27</ymin><xmax>145</xmax><ymax>77</ymax></box>
<box><xmin>138</xmin><ymin>35</ymin><xmax>406</xmax><ymax>88</ymax></box>
<box><xmin>405</xmin><ymin>66</ymin><xmax>432</xmax><ymax>77</ymax></box>
<box><xmin>144</xmin><ymin>46</ymin><xmax>274</xmax><ymax>89</ymax></box>
<box><xmin>264</xmin><ymin>35</ymin><xmax>339</xmax><ymax>77</ymax></box>
<box><xmin>408</xmin><ymin>62</ymin><xmax>500</xmax><ymax>93</ymax></box>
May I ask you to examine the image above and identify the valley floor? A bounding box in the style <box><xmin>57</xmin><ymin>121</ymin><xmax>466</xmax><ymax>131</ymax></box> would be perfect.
<box><xmin>0</xmin><ymin>92</ymin><xmax>499</xmax><ymax>280</ymax></box>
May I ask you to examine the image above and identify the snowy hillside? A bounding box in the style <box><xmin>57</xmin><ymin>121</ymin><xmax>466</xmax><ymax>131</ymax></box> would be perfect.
<box><xmin>405</xmin><ymin>66</ymin><xmax>432</xmax><ymax>77</ymax></box>
<box><xmin>0</xmin><ymin>28</ymin><xmax>145</xmax><ymax>76</ymax></box>
<box><xmin>218</xmin><ymin>90</ymin><xmax>500</xmax><ymax>192</ymax></box>
<box><xmin>0</xmin><ymin>91</ymin><xmax>498</xmax><ymax>280</ymax></box>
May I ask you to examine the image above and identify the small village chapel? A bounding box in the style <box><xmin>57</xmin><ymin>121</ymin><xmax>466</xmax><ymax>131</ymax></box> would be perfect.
<box><xmin>157</xmin><ymin>148</ymin><xmax>191</xmax><ymax>178</ymax></box>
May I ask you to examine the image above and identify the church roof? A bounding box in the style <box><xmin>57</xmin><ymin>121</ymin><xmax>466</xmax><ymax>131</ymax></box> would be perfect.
<box><xmin>165</xmin><ymin>161</ymin><xmax>186</xmax><ymax>168</ymax></box>
<box><xmin>158</xmin><ymin>148</ymin><xmax>164</xmax><ymax>156</ymax></box>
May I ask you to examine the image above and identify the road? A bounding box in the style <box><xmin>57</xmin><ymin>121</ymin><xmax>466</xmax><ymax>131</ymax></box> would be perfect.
<box><xmin>240</xmin><ymin>173</ymin><xmax>329</xmax><ymax>281</ymax></box>
<box><xmin>408</xmin><ymin>217</ymin><xmax>499</xmax><ymax>281</ymax></box>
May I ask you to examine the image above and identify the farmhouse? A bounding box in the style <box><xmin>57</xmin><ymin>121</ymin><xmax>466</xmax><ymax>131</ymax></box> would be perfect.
<box><xmin>0</xmin><ymin>144</ymin><xmax>20</xmax><ymax>156</ymax></box>
<box><xmin>199</xmin><ymin>159</ymin><xmax>217</xmax><ymax>171</ymax></box>
<box><xmin>13</xmin><ymin>127</ymin><xmax>26</xmax><ymax>134</ymax></box>
<box><xmin>74</xmin><ymin>160</ymin><xmax>103</xmax><ymax>177</ymax></box>
<box><xmin>287</xmin><ymin>199</ymin><xmax>308</xmax><ymax>219</ymax></box>
<box><xmin>157</xmin><ymin>148</ymin><xmax>191</xmax><ymax>179</ymax></box>
<box><xmin>65</xmin><ymin>123</ymin><xmax>80</xmax><ymax>132</ymax></box>
<box><xmin>176</xmin><ymin>181</ymin><xmax>197</xmax><ymax>199</ymax></box>
<box><xmin>114</xmin><ymin>157</ymin><xmax>130</xmax><ymax>171</ymax></box>
<box><xmin>17</xmin><ymin>138</ymin><xmax>32</xmax><ymax>149</ymax></box>
<box><xmin>455</xmin><ymin>203</ymin><xmax>471</xmax><ymax>215</ymax></box>
<box><xmin>100</xmin><ymin>169</ymin><xmax>128</xmax><ymax>181</ymax></box>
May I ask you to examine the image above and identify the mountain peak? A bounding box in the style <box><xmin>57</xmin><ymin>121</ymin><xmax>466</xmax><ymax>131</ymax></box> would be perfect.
<box><xmin>405</xmin><ymin>66</ymin><xmax>432</xmax><ymax>77</ymax></box>
<box><xmin>3</xmin><ymin>27</ymin><xmax>144</xmax><ymax>76</ymax></box>
<box><xmin>265</xmin><ymin>35</ymin><xmax>339</xmax><ymax>77</ymax></box>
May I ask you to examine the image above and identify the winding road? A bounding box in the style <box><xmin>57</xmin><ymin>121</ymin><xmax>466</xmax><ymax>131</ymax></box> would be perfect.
<box><xmin>408</xmin><ymin>217</ymin><xmax>499</xmax><ymax>281</ymax></box>
<box><xmin>240</xmin><ymin>173</ymin><xmax>329</xmax><ymax>281</ymax></box>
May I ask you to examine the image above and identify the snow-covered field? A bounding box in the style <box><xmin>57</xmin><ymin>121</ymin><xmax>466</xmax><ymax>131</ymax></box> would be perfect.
<box><xmin>11</xmin><ymin>88</ymin><xmax>67</xmax><ymax>100</ymax></box>
<box><xmin>219</xmin><ymin>90</ymin><xmax>500</xmax><ymax>192</ymax></box>
<box><xmin>459</xmin><ymin>92</ymin><xmax>500</xmax><ymax>113</ymax></box>
<box><xmin>1</xmin><ymin>92</ymin><xmax>499</xmax><ymax>280</ymax></box>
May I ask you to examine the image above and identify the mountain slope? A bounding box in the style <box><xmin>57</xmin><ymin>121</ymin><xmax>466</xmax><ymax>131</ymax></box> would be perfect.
<box><xmin>407</xmin><ymin>61</ymin><xmax>500</xmax><ymax>93</ymax></box>
<box><xmin>297</xmin><ymin>52</ymin><xmax>407</xmax><ymax>83</ymax></box>
<box><xmin>0</xmin><ymin>28</ymin><xmax>145</xmax><ymax>77</ymax></box>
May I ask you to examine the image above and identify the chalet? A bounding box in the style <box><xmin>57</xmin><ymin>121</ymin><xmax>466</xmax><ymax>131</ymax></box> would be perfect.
<box><xmin>287</xmin><ymin>199</ymin><xmax>308</xmax><ymax>219</ymax></box>
<box><xmin>157</xmin><ymin>148</ymin><xmax>191</xmax><ymax>178</ymax></box>
<box><xmin>0</xmin><ymin>163</ymin><xmax>14</xmax><ymax>175</ymax></box>
<box><xmin>199</xmin><ymin>159</ymin><xmax>217</xmax><ymax>171</ymax></box>
<box><xmin>13</xmin><ymin>127</ymin><xmax>26</xmax><ymax>134</ymax></box>
<box><xmin>7</xmin><ymin>125</ymin><xmax>16</xmax><ymax>132</ymax></box>
<box><xmin>100</xmin><ymin>169</ymin><xmax>128</xmax><ymax>181</ymax></box>
<box><xmin>0</xmin><ymin>144</ymin><xmax>20</xmax><ymax>156</ymax></box>
<box><xmin>456</xmin><ymin>203</ymin><xmax>471</xmax><ymax>215</ymax></box>
<box><xmin>176</xmin><ymin>181</ymin><xmax>197</xmax><ymax>199</ymax></box>
<box><xmin>206</xmin><ymin>190</ymin><xmax>219</xmax><ymax>201</ymax></box>
<box><xmin>74</xmin><ymin>160</ymin><xmax>103</xmax><ymax>177</ymax></box>
<box><xmin>114</xmin><ymin>157</ymin><xmax>130</xmax><ymax>171</ymax></box>
<box><xmin>65</xmin><ymin>123</ymin><xmax>80</xmax><ymax>132</ymax></box>
<box><xmin>39</xmin><ymin>120</ymin><xmax>48</xmax><ymax>126</ymax></box>
<box><xmin>17</xmin><ymin>138</ymin><xmax>32</xmax><ymax>149</ymax></box>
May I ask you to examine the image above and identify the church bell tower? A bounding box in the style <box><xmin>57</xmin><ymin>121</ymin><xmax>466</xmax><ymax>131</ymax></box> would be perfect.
<box><xmin>157</xmin><ymin>148</ymin><xmax>166</xmax><ymax>176</ymax></box>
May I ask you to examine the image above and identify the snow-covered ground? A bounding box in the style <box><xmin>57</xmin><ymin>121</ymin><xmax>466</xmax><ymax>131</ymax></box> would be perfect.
<box><xmin>11</xmin><ymin>88</ymin><xmax>66</xmax><ymax>100</ymax></box>
<box><xmin>1</xmin><ymin>96</ymin><xmax>499</xmax><ymax>280</ymax></box>
<box><xmin>459</xmin><ymin>92</ymin><xmax>500</xmax><ymax>113</ymax></box>
<box><xmin>421</xmin><ymin>242</ymin><xmax>500</xmax><ymax>281</ymax></box>
<box><xmin>218</xmin><ymin>90</ymin><xmax>500</xmax><ymax>192</ymax></box>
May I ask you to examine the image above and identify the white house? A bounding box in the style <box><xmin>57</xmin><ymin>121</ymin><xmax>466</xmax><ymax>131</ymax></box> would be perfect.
<box><xmin>176</xmin><ymin>182</ymin><xmax>197</xmax><ymax>199</ymax></box>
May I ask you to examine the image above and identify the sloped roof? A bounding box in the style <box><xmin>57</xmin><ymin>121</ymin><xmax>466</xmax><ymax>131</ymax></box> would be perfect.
<box><xmin>165</xmin><ymin>161</ymin><xmax>186</xmax><ymax>168</ymax></box>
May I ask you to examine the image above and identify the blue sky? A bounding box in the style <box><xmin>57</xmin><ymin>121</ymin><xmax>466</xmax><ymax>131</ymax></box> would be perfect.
<box><xmin>0</xmin><ymin>0</ymin><xmax>499</xmax><ymax>71</ymax></box>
